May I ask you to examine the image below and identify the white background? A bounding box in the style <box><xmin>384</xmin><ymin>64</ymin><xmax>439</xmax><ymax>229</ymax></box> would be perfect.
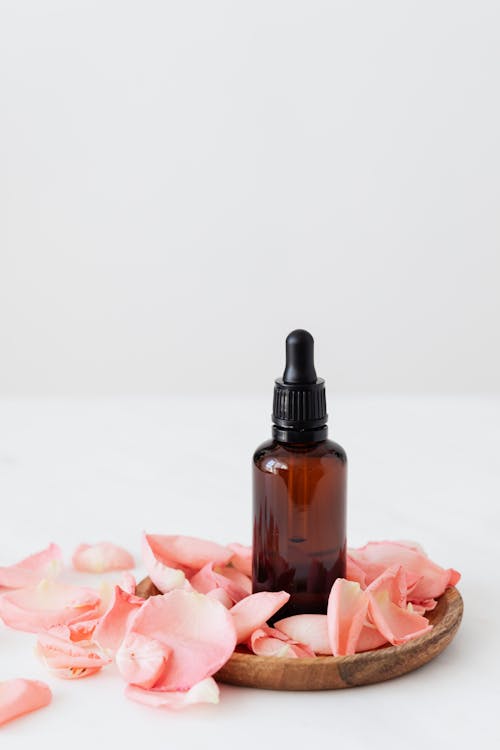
<box><xmin>1</xmin><ymin>2</ymin><xmax>500</xmax><ymax>748</ymax></box>
<box><xmin>1</xmin><ymin>0</ymin><xmax>499</xmax><ymax>396</ymax></box>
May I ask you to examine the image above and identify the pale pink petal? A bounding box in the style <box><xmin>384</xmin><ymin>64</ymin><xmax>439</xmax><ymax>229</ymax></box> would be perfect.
<box><xmin>227</xmin><ymin>543</ymin><xmax>252</xmax><ymax>577</ymax></box>
<box><xmin>216</xmin><ymin>565</ymin><xmax>252</xmax><ymax>595</ymax></box>
<box><xmin>355</xmin><ymin>623</ymin><xmax>388</xmax><ymax>652</ymax></box>
<box><xmin>189</xmin><ymin>562</ymin><xmax>249</xmax><ymax>604</ymax></box>
<box><xmin>274</xmin><ymin>614</ymin><xmax>332</xmax><ymax>655</ymax></box>
<box><xmin>64</xmin><ymin>618</ymin><xmax>100</xmax><ymax>641</ymax></box>
<box><xmin>125</xmin><ymin>677</ymin><xmax>219</xmax><ymax>710</ymax></box>
<box><xmin>72</xmin><ymin>542</ymin><xmax>135</xmax><ymax>573</ymax></box>
<box><xmin>144</xmin><ymin>534</ymin><xmax>232</xmax><ymax>572</ymax></box>
<box><xmin>93</xmin><ymin>585</ymin><xmax>143</xmax><ymax>654</ymax></box>
<box><xmin>128</xmin><ymin>590</ymin><xmax>236</xmax><ymax>691</ymax></box>
<box><xmin>0</xmin><ymin>679</ymin><xmax>52</xmax><ymax>726</ymax></box>
<box><xmin>142</xmin><ymin>534</ymin><xmax>187</xmax><ymax>594</ymax></box>
<box><xmin>249</xmin><ymin>626</ymin><xmax>315</xmax><ymax>658</ymax></box>
<box><xmin>206</xmin><ymin>588</ymin><xmax>233</xmax><ymax>608</ymax></box>
<box><xmin>0</xmin><ymin>544</ymin><xmax>62</xmax><ymax>590</ymax></box>
<box><xmin>407</xmin><ymin>602</ymin><xmax>427</xmax><ymax>616</ymax></box>
<box><xmin>367</xmin><ymin>567</ymin><xmax>432</xmax><ymax>646</ymax></box>
<box><xmin>116</xmin><ymin>633</ymin><xmax>171</xmax><ymax>689</ymax></box>
<box><xmin>119</xmin><ymin>572</ymin><xmax>137</xmax><ymax>595</ymax></box>
<box><xmin>36</xmin><ymin>627</ymin><xmax>111</xmax><ymax>679</ymax></box>
<box><xmin>348</xmin><ymin>541</ymin><xmax>460</xmax><ymax>602</ymax></box>
<box><xmin>230</xmin><ymin>591</ymin><xmax>290</xmax><ymax>644</ymax></box>
<box><xmin>327</xmin><ymin>579</ymin><xmax>369</xmax><ymax>656</ymax></box>
<box><xmin>346</xmin><ymin>554</ymin><xmax>367</xmax><ymax>587</ymax></box>
<box><xmin>0</xmin><ymin>579</ymin><xmax>101</xmax><ymax>633</ymax></box>
<box><xmin>367</xmin><ymin>565</ymin><xmax>408</xmax><ymax>608</ymax></box>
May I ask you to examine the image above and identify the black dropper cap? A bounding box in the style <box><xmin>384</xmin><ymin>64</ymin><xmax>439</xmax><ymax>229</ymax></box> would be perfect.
<box><xmin>272</xmin><ymin>329</ymin><xmax>328</xmax><ymax>443</ymax></box>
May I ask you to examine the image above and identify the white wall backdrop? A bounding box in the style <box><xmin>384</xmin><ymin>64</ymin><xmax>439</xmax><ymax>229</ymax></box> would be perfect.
<box><xmin>1</xmin><ymin>0</ymin><xmax>499</xmax><ymax>395</ymax></box>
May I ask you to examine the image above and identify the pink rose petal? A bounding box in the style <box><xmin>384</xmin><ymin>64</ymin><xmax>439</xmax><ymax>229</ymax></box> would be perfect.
<box><xmin>367</xmin><ymin>566</ymin><xmax>432</xmax><ymax>645</ymax></box>
<box><xmin>189</xmin><ymin>562</ymin><xmax>249</xmax><ymax>604</ymax></box>
<box><xmin>125</xmin><ymin>677</ymin><xmax>219</xmax><ymax>710</ymax></box>
<box><xmin>119</xmin><ymin>572</ymin><xmax>137</xmax><ymax>595</ymax></box>
<box><xmin>249</xmin><ymin>625</ymin><xmax>315</xmax><ymax>658</ymax></box>
<box><xmin>227</xmin><ymin>543</ymin><xmax>252</xmax><ymax>577</ymax></box>
<box><xmin>230</xmin><ymin>591</ymin><xmax>290</xmax><ymax>644</ymax></box>
<box><xmin>72</xmin><ymin>542</ymin><xmax>135</xmax><ymax>573</ymax></box>
<box><xmin>93</xmin><ymin>585</ymin><xmax>144</xmax><ymax>654</ymax></box>
<box><xmin>0</xmin><ymin>579</ymin><xmax>101</xmax><ymax>633</ymax></box>
<box><xmin>274</xmin><ymin>614</ymin><xmax>332</xmax><ymax>655</ymax></box>
<box><xmin>216</xmin><ymin>565</ymin><xmax>252</xmax><ymax>595</ymax></box>
<box><xmin>116</xmin><ymin>632</ymin><xmax>171</xmax><ymax>689</ymax></box>
<box><xmin>327</xmin><ymin>579</ymin><xmax>369</xmax><ymax>656</ymax></box>
<box><xmin>0</xmin><ymin>679</ymin><xmax>52</xmax><ymax>726</ymax></box>
<box><xmin>0</xmin><ymin>544</ymin><xmax>62</xmax><ymax>590</ymax></box>
<box><xmin>345</xmin><ymin>554</ymin><xmax>368</xmax><ymax>587</ymax></box>
<box><xmin>128</xmin><ymin>590</ymin><xmax>236</xmax><ymax>691</ymax></box>
<box><xmin>355</xmin><ymin>623</ymin><xmax>389</xmax><ymax>652</ymax></box>
<box><xmin>142</xmin><ymin>535</ymin><xmax>187</xmax><ymax>594</ymax></box>
<box><xmin>348</xmin><ymin>541</ymin><xmax>460</xmax><ymax>602</ymax></box>
<box><xmin>144</xmin><ymin>534</ymin><xmax>232</xmax><ymax>574</ymax></box>
<box><xmin>206</xmin><ymin>588</ymin><xmax>233</xmax><ymax>608</ymax></box>
<box><xmin>36</xmin><ymin>626</ymin><xmax>111</xmax><ymax>679</ymax></box>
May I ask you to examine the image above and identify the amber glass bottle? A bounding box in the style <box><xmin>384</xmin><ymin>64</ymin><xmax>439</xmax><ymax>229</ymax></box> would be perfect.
<box><xmin>252</xmin><ymin>330</ymin><xmax>347</xmax><ymax>620</ymax></box>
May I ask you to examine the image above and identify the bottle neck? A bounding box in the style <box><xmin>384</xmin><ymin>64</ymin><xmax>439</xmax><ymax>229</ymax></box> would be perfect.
<box><xmin>272</xmin><ymin>424</ymin><xmax>328</xmax><ymax>444</ymax></box>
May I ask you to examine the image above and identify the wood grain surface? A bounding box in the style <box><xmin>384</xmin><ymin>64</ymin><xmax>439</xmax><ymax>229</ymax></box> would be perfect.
<box><xmin>135</xmin><ymin>578</ymin><xmax>463</xmax><ymax>691</ymax></box>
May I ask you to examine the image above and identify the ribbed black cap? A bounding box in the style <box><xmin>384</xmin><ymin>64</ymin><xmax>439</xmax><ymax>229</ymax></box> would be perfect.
<box><xmin>272</xmin><ymin>330</ymin><xmax>328</xmax><ymax>443</ymax></box>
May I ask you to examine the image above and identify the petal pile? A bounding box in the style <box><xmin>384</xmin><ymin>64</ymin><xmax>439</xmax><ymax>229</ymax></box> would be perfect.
<box><xmin>0</xmin><ymin>535</ymin><xmax>460</xmax><ymax>720</ymax></box>
<box><xmin>348</xmin><ymin>541</ymin><xmax>460</xmax><ymax>604</ymax></box>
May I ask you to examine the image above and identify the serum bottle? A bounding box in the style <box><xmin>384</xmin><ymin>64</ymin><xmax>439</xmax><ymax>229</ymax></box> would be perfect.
<box><xmin>252</xmin><ymin>330</ymin><xmax>347</xmax><ymax>619</ymax></box>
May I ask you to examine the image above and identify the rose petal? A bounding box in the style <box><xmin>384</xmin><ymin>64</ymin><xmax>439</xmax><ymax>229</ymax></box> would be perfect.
<box><xmin>142</xmin><ymin>535</ymin><xmax>187</xmax><ymax>594</ymax></box>
<box><xmin>230</xmin><ymin>591</ymin><xmax>290</xmax><ymax>644</ymax></box>
<box><xmin>119</xmin><ymin>572</ymin><xmax>137</xmax><ymax>595</ymax></box>
<box><xmin>249</xmin><ymin>626</ymin><xmax>316</xmax><ymax>658</ymax></box>
<box><xmin>327</xmin><ymin>579</ymin><xmax>369</xmax><ymax>656</ymax></box>
<box><xmin>72</xmin><ymin>542</ymin><xmax>135</xmax><ymax>573</ymax></box>
<box><xmin>345</xmin><ymin>554</ymin><xmax>367</xmax><ymax>587</ymax></box>
<box><xmin>206</xmin><ymin>588</ymin><xmax>233</xmax><ymax>608</ymax></box>
<box><xmin>227</xmin><ymin>543</ymin><xmax>252</xmax><ymax>577</ymax></box>
<box><xmin>93</xmin><ymin>585</ymin><xmax>144</xmax><ymax>654</ymax></box>
<box><xmin>0</xmin><ymin>544</ymin><xmax>62</xmax><ymax>590</ymax></box>
<box><xmin>0</xmin><ymin>679</ymin><xmax>52</xmax><ymax>726</ymax></box>
<box><xmin>128</xmin><ymin>590</ymin><xmax>236</xmax><ymax>691</ymax></box>
<box><xmin>274</xmin><ymin>614</ymin><xmax>332</xmax><ymax>655</ymax></box>
<box><xmin>144</xmin><ymin>534</ymin><xmax>232</xmax><ymax>574</ymax></box>
<box><xmin>355</xmin><ymin>623</ymin><xmax>388</xmax><ymax>652</ymax></box>
<box><xmin>216</xmin><ymin>565</ymin><xmax>252</xmax><ymax>595</ymax></box>
<box><xmin>116</xmin><ymin>632</ymin><xmax>171</xmax><ymax>689</ymax></box>
<box><xmin>348</xmin><ymin>541</ymin><xmax>460</xmax><ymax>602</ymax></box>
<box><xmin>367</xmin><ymin>567</ymin><xmax>432</xmax><ymax>646</ymax></box>
<box><xmin>125</xmin><ymin>677</ymin><xmax>219</xmax><ymax>710</ymax></box>
<box><xmin>36</xmin><ymin>627</ymin><xmax>111</xmax><ymax>679</ymax></box>
<box><xmin>366</xmin><ymin>565</ymin><xmax>408</xmax><ymax>608</ymax></box>
<box><xmin>189</xmin><ymin>562</ymin><xmax>249</xmax><ymax>604</ymax></box>
<box><xmin>0</xmin><ymin>579</ymin><xmax>101</xmax><ymax>633</ymax></box>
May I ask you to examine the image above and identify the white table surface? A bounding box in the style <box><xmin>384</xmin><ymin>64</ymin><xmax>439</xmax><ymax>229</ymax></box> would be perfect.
<box><xmin>0</xmin><ymin>395</ymin><xmax>499</xmax><ymax>749</ymax></box>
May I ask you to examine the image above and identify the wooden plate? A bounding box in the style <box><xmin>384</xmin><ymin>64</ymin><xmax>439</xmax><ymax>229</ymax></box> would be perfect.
<box><xmin>135</xmin><ymin>578</ymin><xmax>463</xmax><ymax>692</ymax></box>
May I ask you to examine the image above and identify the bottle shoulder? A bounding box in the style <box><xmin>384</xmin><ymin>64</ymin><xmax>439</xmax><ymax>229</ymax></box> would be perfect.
<box><xmin>253</xmin><ymin>437</ymin><xmax>347</xmax><ymax>465</ymax></box>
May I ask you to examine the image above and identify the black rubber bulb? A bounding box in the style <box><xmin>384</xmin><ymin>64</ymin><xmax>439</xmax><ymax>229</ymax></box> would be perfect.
<box><xmin>283</xmin><ymin>329</ymin><xmax>317</xmax><ymax>384</ymax></box>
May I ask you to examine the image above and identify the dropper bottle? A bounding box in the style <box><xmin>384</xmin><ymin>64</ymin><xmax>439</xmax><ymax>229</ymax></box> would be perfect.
<box><xmin>252</xmin><ymin>330</ymin><xmax>347</xmax><ymax>619</ymax></box>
